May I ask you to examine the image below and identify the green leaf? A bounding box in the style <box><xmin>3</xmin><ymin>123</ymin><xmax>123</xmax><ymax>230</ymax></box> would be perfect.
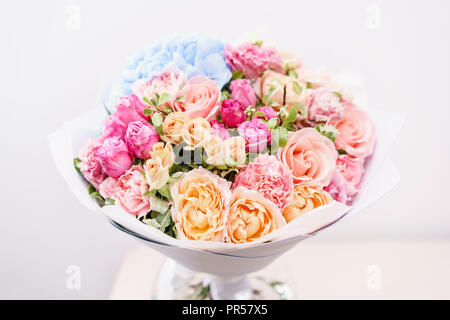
<box><xmin>306</xmin><ymin>82</ymin><xmax>312</xmax><ymax>89</ymax></box>
<box><xmin>142</xmin><ymin>190</ymin><xmax>156</xmax><ymax>197</ymax></box>
<box><xmin>157</xmin><ymin>184</ymin><xmax>172</xmax><ymax>200</ymax></box>
<box><xmin>288</xmin><ymin>69</ymin><xmax>298</xmax><ymax>78</ymax></box>
<box><xmin>177</xmin><ymin>96</ymin><xmax>186</xmax><ymax>102</ymax></box>
<box><xmin>143</xmin><ymin>96</ymin><xmax>154</xmax><ymax>107</ymax></box>
<box><xmin>150</xmin><ymin>195</ymin><xmax>170</xmax><ymax>214</ymax></box>
<box><xmin>142</xmin><ymin>218</ymin><xmax>161</xmax><ymax>229</ymax></box>
<box><xmin>143</xmin><ymin>108</ymin><xmax>153</xmax><ymax>116</ymax></box>
<box><xmin>316</xmin><ymin>124</ymin><xmax>340</xmax><ymax>143</ymax></box>
<box><xmin>291</xmin><ymin>81</ymin><xmax>303</xmax><ymax>95</ymax></box>
<box><xmin>266</xmin><ymin>117</ymin><xmax>278</xmax><ymax>130</ymax></box>
<box><xmin>73</xmin><ymin>158</ymin><xmax>82</xmax><ymax>174</ymax></box>
<box><xmin>272</xmin><ymin>127</ymin><xmax>289</xmax><ymax>148</ymax></box>
<box><xmin>332</xmin><ymin>91</ymin><xmax>343</xmax><ymax>101</ymax></box>
<box><xmin>252</xmin><ymin>40</ymin><xmax>263</xmax><ymax>47</ymax></box>
<box><xmin>292</xmin><ymin>102</ymin><xmax>307</xmax><ymax>118</ymax></box>
<box><xmin>105</xmin><ymin>198</ymin><xmax>115</xmax><ymax>206</ymax></box>
<box><xmin>282</xmin><ymin>106</ymin><xmax>298</xmax><ymax>127</ymax></box>
<box><xmin>231</xmin><ymin>71</ymin><xmax>244</xmax><ymax>81</ymax></box>
<box><xmin>221</xmin><ymin>90</ymin><xmax>232</xmax><ymax>102</ymax></box>
<box><xmin>338</xmin><ymin>149</ymin><xmax>347</xmax><ymax>155</ymax></box>
<box><xmin>155</xmin><ymin>210</ymin><xmax>172</xmax><ymax>231</ymax></box>
<box><xmin>158</xmin><ymin>92</ymin><xmax>171</xmax><ymax>106</ymax></box>
<box><xmin>151</xmin><ymin>112</ymin><xmax>164</xmax><ymax>136</ymax></box>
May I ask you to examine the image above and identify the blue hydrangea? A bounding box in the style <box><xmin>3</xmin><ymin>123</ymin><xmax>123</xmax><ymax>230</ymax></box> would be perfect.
<box><xmin>120</xmin><ymin>34</ymin><xmax>232</xmax><ymax>94</ymax></box>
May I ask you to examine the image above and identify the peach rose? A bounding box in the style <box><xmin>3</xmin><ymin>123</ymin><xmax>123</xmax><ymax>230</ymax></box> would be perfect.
<box><xmin>253</xmin><ymin>70</ymin><xmax>308</xmax><ymax>111</ymax></box>
<box><xmin>278</xmin><ymin>128</ymin><xmax>337</xmax><ymax>186</ymax></box>
<box><xmin>162</xmin><ymin>112</ymin><xmax>189</xmax><ymax>144</ymax></box>
<box><xmin>143</xmin><ymin>142</ymin><xmax>174</xmax><ymax>191</ymax></box>
<box><xmin>170</xmin><ymin>167</ymin><xmax>232</xmax><ymax>241</ymax></box>
<box><xmin>227</xmin><ymin>187</ymin><xmax>286</xmax><ymax>244</ymax></box>
<box><xmin>282</xmin><ymin>185</ymin><xmax>332</xmax><ymax>223</ymax></box>
<box><xmin>173</xmin><ymin>76</ymin><xmax>220</xmax><ymax>120</ymax></box>
<box><xmin>223</xmin><ymin>136</ymin><xmax>247</xmax><ymax>166</ymax></box>
<box><xmin>182</xmin><ymin>118</ymin><xmax>211</xmax><ymax>148</ymax></box>
<box><xmin>331</xmin><ymin>103</ymin><xmax>376</xmax><ymax>158</ymax></box>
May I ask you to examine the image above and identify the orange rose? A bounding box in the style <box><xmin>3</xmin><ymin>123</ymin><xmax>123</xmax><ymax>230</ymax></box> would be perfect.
<box><xmin>181</xmin><ymin>118</ymin><xmax>211</xmax><ymax>148</ymax></box>
<box><xmin>282</xmin><ymin>185</ymin><xmax>332</xmax><ymax>223</ymax></box>
<box><xmin>170</xmin><ymin>168</ymin><xmax>232</xmax><ymax>241</ymax></box>
<box><xmin>227</xmin><ymin>187</ymin><xmax>286</xmax><ymax>244</ymax></box>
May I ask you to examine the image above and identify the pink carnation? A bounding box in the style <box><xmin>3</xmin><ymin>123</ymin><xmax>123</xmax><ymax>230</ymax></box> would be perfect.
<box><xmin>324</xmin><ymin>170</ymin><xmax>351</xmax><ymax>205</ymax></box>
<box><xmin>237</xmin><ymin>118</ymin><xmax>271</xmax><ymax>153</ymax></box>
<box><xmin>221</xmin><ymin>99</ymin><xmax>246</xmax><ymax>128</ymax></box>
<box><xmin>100</xmin><ymin>114</ymin><xmax>127</xmax><ymax>141</ymax></box>
<box><xmin>224</xmin><ymin>43</ymin><xmax>270</xmax><ymax>79</ymax></box>
<box><xmin>336</xmin><ymin>154</ymin><xmax>365</xmax><ymax>196</ymax></box>
<box><xmin>96</xmin><ymin>136</ymin><xmax>133</xmax><ymax>178</ymax></box>
<box><xmin>230</xmin><ymin>79</ymin><xmax>257</xmax><ymax>108</ymax></box>
<box><xmin>99</xmin><ymin>177</ymin><xmax>118</xmax><ymax>199</ymax></box>
<box><xmin>306</xmin><ymin>88</ymin><xmax>344</xmax><ymax>124</ymax></box>
<box><xmin>124</xmin><ymin>121</ymin><xmax>160</xmax><ymax>159</ymax></box>
<box><xmin>78</xmin><ymin>138</ymin><xmax>106</xmax><ymax>189</ymax></box>
<box><xmin>114</xmin><ymin>166</ymin><xmax>150</xmax><ymax>216</ymax></box>
<box><xmin>210</xmin><ymin>120</ymin><xmax>231</xmax><ymax>140</ymax></box>
<box><xmin>233</xmin><ymin>154</ymin><xmax>293</xmax><ymax>210</ymax></box>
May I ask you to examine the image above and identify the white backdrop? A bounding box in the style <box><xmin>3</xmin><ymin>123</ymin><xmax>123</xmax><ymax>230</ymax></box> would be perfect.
<box><xmin>1</xmin><ymin>0</ymin><xmax>449</xmax><ymax>299</ymax></box>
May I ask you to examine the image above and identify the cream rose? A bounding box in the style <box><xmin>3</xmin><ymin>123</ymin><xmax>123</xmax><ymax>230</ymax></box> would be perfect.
<box><xmin>278</xmin><ymin>128</ymin><xmax>337</xmax><ymax>186</ymax></box>
<box><xmin>202</xmin><ymin>135</ymin><xmax>225</xmax><ymax>166</ymax></box>
<box><xmin>282</xmin><ymin>185</ymin><xmax>332</xmax><ymax>223</ymax></box>
<box><xmin>223</xmin><ymin>136</ymin><xmax>246</xmax><ymax>166</ymax></box>
<box><xmin>253</xmin><ymin>70</ymin><xmax>308</xmax><ymax>111</ymax></box>
<box><xmin>227</xmin><ymin>187</ymin><xmax>286</xmax><ymax>244</ymax></box>
<box><xmin>162</xmin><ymin>112</ymin><xmax>189</xmax><ymax>144</ymax></box>
<box><xmin>144</xmin><ymin>142</ymin><xmax>174</xmax><ymax>191</ymax></box>
<box><xmin>170</xmin><ymin>167</ymin><xmax>232</xmax><ymax>241</ymax></box>
<box><xmin>182</xmin><ymin>118</ymin><xmax>211</xmax><ymax>148</ymax></box>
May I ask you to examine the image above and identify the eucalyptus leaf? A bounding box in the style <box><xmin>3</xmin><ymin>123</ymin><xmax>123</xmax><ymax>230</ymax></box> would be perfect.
<box><xmin>150</xmin><ymin>195</ymin><xmax>170</xmax><ymax>214</ymax></box>
<box><xmin>158</xmin><ymin>92</ymin><xmax>171</xmax><ymax>106</ymax></box>
<box><xmin>157</xmin><ymin>184</ymin><xmax>172</xmax><ymax>200</ymax></box>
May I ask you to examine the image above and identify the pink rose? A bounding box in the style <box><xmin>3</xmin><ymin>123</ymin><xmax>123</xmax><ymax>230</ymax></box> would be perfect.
<box><xmin>221</xmin><ymin>99</ymin><xmax>246</xmax><ymax>128</ymax></box>
<box><xmin>278</xmin><ymin>128</ymin><xmax>337</xmax><ymax>186</ymax></box>
<box><xmin>237</xmin><ymin>118</ymin><xmax>271</xmax><ymax>153</ymax></box>
<box><xmin>210</xmin><ymin>120</ymin><xmax>231</xmax><ymax>140</ymax></box>
<box><xmin>324</xmin><ymin>170</ymin><xmax>351</xmax><ymax>205</ymax></box>
<box><xmin>233</xmin><ymin>154</ymin><xmax>293</xmax><ymax>210</ymax></box>
<box><xmin>133</xmin><ymin>70</ymin><xmax>184</xmax><ymax>109</ymax></box>
<box><xmin>230</xmin><ymin>79</ymin><xmax>257</xmax><ymax>108</ymax></box>
<box><xmin>114</xmin><ymin>166</ymin><xmax>150</xmax><ymax>216</ymax></box>
<box><xmin>224</xmin><ymin>43</ymin><xmax>270</xmax><ymax>79</ymax></box>
<box><xmin>336</xmin><ymin>154</ymin><xmax>364</xmax><ymax>196</ymax></box>
<box><xmin>173</xmin><ymin>76</ymin><xmax>220</xmax><ymax>120</ymax></box>
<box><xmin>78</xmin><ymin>138</ymin><xmax>106</xmax><ymax>189</ymax></box>
<box><xmin>331</xmin><ymin>103</ymin><xmax>376</xmax><ymax>158</ymax></box>
<box><xmin>100</xmin><ymin>114</ymin><xmax>127</xmax><ymax>141</ymax></box>
<box><xmin>256</xmin><ymin>106</ymin><xmax>278</xmax><ymax>121</ymax></box>
<box><xmin>124</xmin><ymin>121</ymin><xmax>160</xmax><ymax>159</ymax></box>
<box><xmin>96</xmin><ymin>137</ymin><xmax>133</xmax><ymax>178</ymax></box>
<box><xmin>99</xmin><ymin>177</ymin><xmax>118</xmax><ymax>199</ymax></box>
<box><xmin>306</xmin><ymin>88</ymin><xmax>344</xmax><ymax>124</ymax></box>
<box><xmin>115</xmin><ymin>94</ymin><xmax>150</xmax><ymax>124</ymax></box>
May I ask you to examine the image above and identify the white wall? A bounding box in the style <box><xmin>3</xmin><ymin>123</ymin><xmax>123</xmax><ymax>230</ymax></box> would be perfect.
<box><xmin>0</xmin><ymin>0</ymin><xmax>449</xmax><ymax>299</ymax></box>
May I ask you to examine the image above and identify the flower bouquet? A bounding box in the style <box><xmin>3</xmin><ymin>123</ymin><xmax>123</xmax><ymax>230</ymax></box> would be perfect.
<box><xmin>49</xmin><ymin>35</ymin><xmax>403</xmax><ymax>299</ymax></box>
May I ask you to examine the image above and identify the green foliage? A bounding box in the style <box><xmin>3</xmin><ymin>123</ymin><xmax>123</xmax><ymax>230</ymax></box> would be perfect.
<box><xmin>73</xmin><ymin>158</ymin><xmax>82</xmax><ymax>174</ymax></box>
<box><xmin>315</xmin><ymin>124</ymin><xmax>340</xmax><ymax>142</ymax></box>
